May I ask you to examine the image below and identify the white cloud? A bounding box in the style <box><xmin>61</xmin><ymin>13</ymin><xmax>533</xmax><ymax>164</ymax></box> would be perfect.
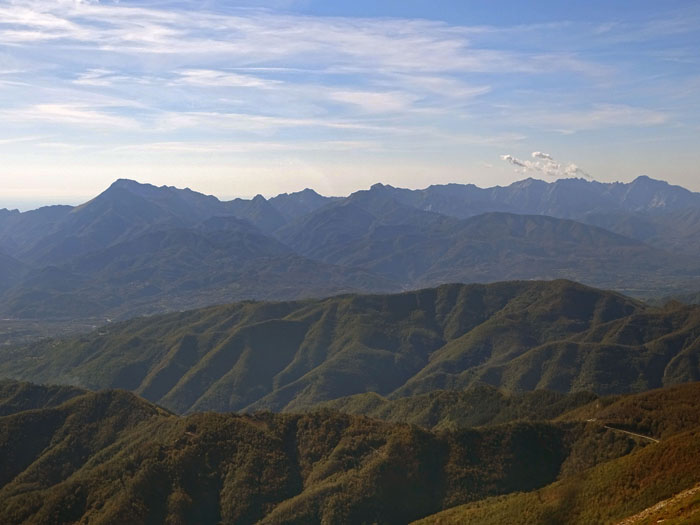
<box><xmin>387</xmin><ymin>74</ymin><xmax>491</xmax><ymax>99</ymax></box>
<box><xmin>73</xmin><ymin>69</ymin><xmax>123</xmax><ymax>87</ymax></box>
<box><xmin>175</xmin><ymin>69</ymin><xmax>280</xmax><ymax>89</ymax></box>
<box><xmin>152</xmin><ymin>110</ymin><xmax>411</xmax><ymax>135</ymax></box>
<box><xmin>0</xmin><ymin>103</ymin><xmax>140</xmax><ymax>129</ymax></box>
<box><xmin>501</xmin><ymin>151</ymin><xmax>593</xmax><ymax>180</ymax></box>
<box><xmin>532</xmin><ymin>151</ymin><xmax>553</xmax><ymax>160</ymax></box>
<box><xmin>0</xmin><ymin>0</ymin><xmax>693</xmax><ymax>200</ymax></box>
<box><xmin>0</xmin><ymin>1</ymin><xmax>601</xmax><ymax>75</ymax></box>
<box><xmin>329</xmin><ymin>90</ymin><xmax>418</xmax><ymax>114</ymax></box>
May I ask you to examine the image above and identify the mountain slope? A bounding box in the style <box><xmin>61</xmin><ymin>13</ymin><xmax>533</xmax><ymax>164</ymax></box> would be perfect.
<box><xmin>584</xmin><ymin>206</ymin><xmax>700</xmax><ymax>257</ymax></box>
<box><xmin>0</xmin><ymin>181</ymin><xmax>399</xmax><ymax>320</ymax></box>
<box><xmin>414</xmin><ymin>383</ymin><xmax>700</xmax><ymax>525</ymax></box>
<box><xmin>0</xmin><ymin>222</ymin><xmax>396</xmax><ymax>319</ymax></box>
<box><xmin>226</xmin><ymin>194</ymin><xmax>287</xmax><ymax>233</ymax></box>
<box><xmin>0</xmin><ymin>251</ymin><xmax>26</xmax><ymax>292</ymax></box>
<box><xmin>4</xmin><ymin>380</ymin><xmax>694</xmax><ymax>525</ymax></box>
<box><xmin>2</xmin><ymin>281</ymin><xmax>699</xmax><ymax>414</ymax></box>
<box><xmin>0</xmin><ymin>379</ymin><xmax>86</xmax><ymax>416</ymax></box>
<box><xmin>282</xmin><ymin>176</ymin><xmax>700</xmax><ymax>260</ymax></box>
<box><xmin>269</xmin><ymin>187</ymin><xmax>339</xmax><ymax>221</ymax></box>
<box><xmin>0</xmin><ymin>205</ymin><xmax>73</xmax><ymax>257</ymax></box>
<box><xmin>316</xmin><ymin>386</ymin><xmax>597</xmax><ymax>431</ymax></box>
<box><xmin>278</xmin><ymin>190</ymin><xmax>699</xmax><ymax>295</ymax></box>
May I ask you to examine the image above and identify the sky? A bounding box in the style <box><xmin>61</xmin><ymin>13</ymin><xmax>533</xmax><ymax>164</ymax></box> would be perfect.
<box><xmin>0</xmin><ymin>0</ymin><xmax>699</xmax><ymax>209</ymax></box>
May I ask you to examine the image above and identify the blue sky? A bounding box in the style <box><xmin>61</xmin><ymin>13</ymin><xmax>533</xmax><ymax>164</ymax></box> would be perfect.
<box><xmin>0</xmin><ymin>0</ymin><xmax>698</xmax><ymax>208</ymax></box>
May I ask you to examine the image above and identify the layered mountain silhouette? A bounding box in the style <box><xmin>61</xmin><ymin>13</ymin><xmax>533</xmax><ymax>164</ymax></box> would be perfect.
<box><xmin>1</xmin><ymin>176</ymin><xmax>700</xmax><ymax>524</ymax></box>
<box><xmin>3</xmin><ymin>280</ymin><xmax>698</xmax><ymax>414</ymax></box>
<box><xmin>1</xmin><ymin>176</ymin><xmax>700</xmax><ymax>320</ymax></box>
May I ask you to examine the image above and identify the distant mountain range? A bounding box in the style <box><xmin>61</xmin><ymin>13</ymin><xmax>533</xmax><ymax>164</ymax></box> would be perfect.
<box><xmin>3</xmin><ymin>280</ymin><xmax>698</xmax><ymax>414</ymax></box>
<box><xmin>1</xmin><ymin>176</ymin><xmax>700</xmax><ymax>320</ymax></box>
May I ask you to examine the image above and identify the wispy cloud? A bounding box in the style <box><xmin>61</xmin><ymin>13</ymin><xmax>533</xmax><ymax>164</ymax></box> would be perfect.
<box><xmin>174</xmin><ymin>69</ymin><xmax>280</xmax><ymax>89</ymax></box>
<box><xmin>328</xmin><ymin>90</ymin><xmax>418</xmax><ymax>114</ymax></box>
<box><xmin>114</xmin><ymin>139</ymin><xmax>381</xmax><ymax>154</ymax></box>
<box><xmin>520</xmin><ymin>104</ymin><xmax>670</xmax><ymax>134</ymax></box>
<box><xmin>0</xmin><ymin>0</ymin><xmax>697</xmax><ymax>198</ymax></box>
<box><xmin>0</xmin><ymin>104</ymin><xmax>141</xmax><ymax>129</ymax></box>
<box><xmin>0</xmin><ymin>135</ymin><xmax>43</xmax><ymax>145</ymax></box>
<box><xmin>0</xmin><ymin>1</ymin><xmax>604</xmax><ymax>74</ymax></box>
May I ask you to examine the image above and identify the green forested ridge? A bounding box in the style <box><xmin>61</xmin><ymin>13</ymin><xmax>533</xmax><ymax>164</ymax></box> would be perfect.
<box><xmin>557</xmin><ymin>381</ymin><xmax>700</xmax><ymax>439</ymax></box>
<box><xmin>315</xmin><ymin>385</ymin><xmax>598</xmax><ymax>430</ymax></box>
<box><xmin>413</xmin><ymin>382</ymin><xmax>700</xmax><ymax>525</ymax></box>
<box><xmin>0</xmin><ymin>379</ymin><xmax>86</xmax><ymax>416</ymax></box>
<box><xmin>414</xmin><ymin>429</ymin><xmax>700</xmax><ymax>525</ymax></box>
<box><xmin>4</xmin><ymin>380</ymin><xmax>697</xmax><ymax>525</ymax></box>
<box><xmin>1</xmin><ymin>280</ymin><xmax>698</xmax><ymax>414</ymax></box>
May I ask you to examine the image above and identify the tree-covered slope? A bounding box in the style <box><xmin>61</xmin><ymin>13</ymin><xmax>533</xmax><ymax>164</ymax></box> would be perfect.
<box><xmin>0</xmin><ymin>379</ymin><xmax>85</xmax><ymax>416</ymax></box>
<box><xmin>414</xmin><ymin>383</ymin><xmax>700</xmax><ymax>525</ymax></box>
<box><xmin>4</xmin><ymin>380</ymin><xmax>693</xmax><ymax>525</ymax></box>
<box><xmin>2</xmin><ymin>281</ymin><xmax>698</xmax><ymax>414</ymax></box>
<box><xmin>316</xmin><ymin>386</ymin><xmax>598</xmax><ymax>431</ymax></box>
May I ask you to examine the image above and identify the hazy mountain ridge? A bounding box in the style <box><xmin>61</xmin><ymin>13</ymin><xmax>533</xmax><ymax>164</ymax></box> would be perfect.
<box><xmin>2</xmin><ymin>176</ymin><xmax>697</xmax><ymax>256</ymax></box>
<box><xmin>282</xmin><ymin>208</ymin><xmax>687</xmax><ymax>292</ymax></box>
<box><xmin>2</xmin><ymin>281</ymin><xmax>698</xmax><ymax>415</ymax></box>
<box><xmin>1</xmin><ymin>176</ymin><xmax>699</xmax><ymax>321</ymax></box>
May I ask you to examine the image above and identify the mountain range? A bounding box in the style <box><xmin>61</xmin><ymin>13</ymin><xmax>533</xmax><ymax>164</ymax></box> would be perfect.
<box><xmin>2</xmin><ymin>280</ymin><xmax>698</xmax><ymax>415</ymax></box>
<box><xmin>1</xmin><ymin>175</ymin><xmax>700</xmax><ymax>321</ymax></box>
<box><xmin>2</xmin><ymin>175</ymin><xmax>700</xmax><ymax>524</ymax></box>
<box><xmin>0</xmin><ymin>378</ymin><xmax>697</xmax><ymax>524</ymax></box>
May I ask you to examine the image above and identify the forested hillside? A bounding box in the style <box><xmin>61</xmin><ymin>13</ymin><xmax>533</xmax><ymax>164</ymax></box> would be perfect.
<box><xmin>2</xmin><ymin>281</ymin><xmax>698</xmax><ymax>414</ymax></box>
<box><xmin>2</xmin><ymin>381</ymin><xmax>698</xmax><ymax>524</ymax></box>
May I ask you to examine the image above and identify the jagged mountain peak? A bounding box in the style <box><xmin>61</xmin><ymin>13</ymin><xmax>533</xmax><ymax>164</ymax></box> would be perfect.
<box><xmin>369</xmin><ymin>182</ymin><xmax>394</xmax><ymax>191</ymax></box>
